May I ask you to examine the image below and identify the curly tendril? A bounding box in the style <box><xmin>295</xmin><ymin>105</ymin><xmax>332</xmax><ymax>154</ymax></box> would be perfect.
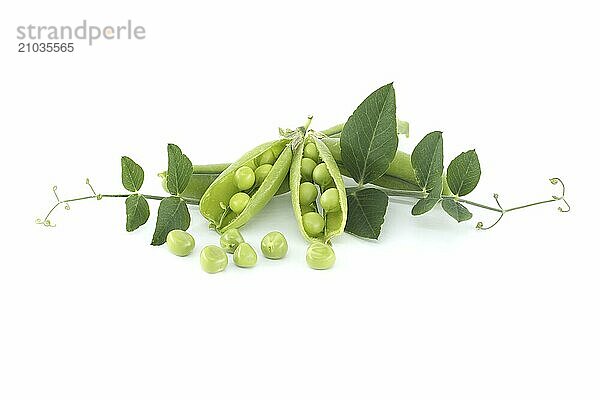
<box><xmin>474</xmin><ymin>177</ymin><xmax>570</xmax><ymax>230</ymax></box>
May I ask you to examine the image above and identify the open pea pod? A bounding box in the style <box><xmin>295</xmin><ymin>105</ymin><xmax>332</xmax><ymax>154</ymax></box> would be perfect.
<box><xmin>160</xmin><ymin>163</ymin><xmax>290</xmax><ymax>202</ymax></box>
<box><xmin>290</xmin><ymin>136</ymin><xmax>347</xmax><ymax>243</ymax></box>
<box><xmin>200</xmin><ymin>139</ymin><xmax>292</xmax><ymax>233</ymax></box>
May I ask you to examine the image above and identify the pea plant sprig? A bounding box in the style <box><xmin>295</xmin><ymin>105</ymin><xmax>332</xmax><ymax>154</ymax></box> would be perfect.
<box><xmin>37</xmin><ymin>83</ymin><xmax>570</xmax><ymax>269</ymax></box>
<box><xmin>37</xmin><ymin>144</ymin><xmax>198</xmax><ymax>246</ymax></box>
<box><xmin>332</xmin><ymin>83</ymin><xmax>570</xmax><ymax>238</ymax></box>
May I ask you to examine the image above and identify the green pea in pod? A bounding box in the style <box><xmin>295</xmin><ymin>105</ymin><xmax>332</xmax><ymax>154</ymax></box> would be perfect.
<box><xmin>200</xmin><ymin>139</ymin><xmax>292</xmax><ymax>233</ymax></box>
<box><xmin>290</xmin><ymin>135</ymin><xmax>347</xmax><ymax>243</ymax></box>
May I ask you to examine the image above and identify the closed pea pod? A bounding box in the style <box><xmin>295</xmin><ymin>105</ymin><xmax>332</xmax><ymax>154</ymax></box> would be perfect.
<box><xmin>200</xmin><ymin>139</ymin><xmax>292</xmax><ymax>233</ymax></box>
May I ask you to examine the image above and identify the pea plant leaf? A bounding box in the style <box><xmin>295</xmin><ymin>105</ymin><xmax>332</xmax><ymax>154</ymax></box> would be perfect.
<box><xmin>151</xmin><ymin>196</ymin><xmax>191</xmax><ymax>245</ymax></box>
<box><xmin>125</xmin><ymin>194</ymin><xmax>150</xmax><ymax>232</ymax></box>
<box><xmin>411</xmin><ymin>178</ymin><xmax>442</xmax><ymax>216</ymax></box>
<box><xmin>446</xmin><ymin>150</ymin><xmax>481</xmax><ymax>196</ymax></box>
<box><xmin>166</xmin><ymin>144</ymin><xmax>193</xmax><ymax>196</ymax></box>
<box><xmin>441</xmin><ymin>198</ymin><xmax>473</xmax><ymax>222</ymax></box>
<box><xmin>345</xmin><ymin>188</ymin><xmax>389</xmax><ymax>239</ymax></box>
<box><xmin>121</xmin><ymin>156</ymin><xmax>144</xmax><ymax>192</ymax></box>
<box><xmin>411</xmin><ymin>131</ymin><xmax>444</xmax><ymax>192</ymax></box>
<box><xmin>340</xmin><ymin>83</ymin><xmax>398</xmax><ymax>185</ymax></box>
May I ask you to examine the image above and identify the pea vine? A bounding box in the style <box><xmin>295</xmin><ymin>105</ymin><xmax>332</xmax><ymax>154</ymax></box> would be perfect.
<box><xmin>36</xmin><ymin>83</ymin><xmax>570</xmax><ymax>246</ymax></box>
<box><xmin>335</xmin><ymin>83</ymin><xmax>570</xmax><ymax>238</ymax></box>
<box><xmin>37</xmin><ymin>144</ymin><xmax>197</xmax><ymax>246</ymax></box>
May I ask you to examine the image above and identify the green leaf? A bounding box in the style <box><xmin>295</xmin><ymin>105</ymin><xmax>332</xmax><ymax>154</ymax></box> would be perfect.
<box><xmin>345</xmin><ymin>188</ymin><xmax>389</xmax><ymax>239</ymax></box>
<box><xmin>441</xmin><ymin>198</ymin><xmax>473</xmax><ymax>222</ymax></box>
<box><xmin>166</xmin><ymin>144</ymin><xmax>193</xmax><ymax>196</ymax></box>
<box><xmin>121</xmin><ymin>156</ymin><xmax>144</xmax><ymax>192</ymax></box>
<box><xmin>125</xmin><ymin>194</ymin><xmax>150</xmax><ymax>232</ymax></box>
<box><xmin>151</xmin><ymin>196</ymin><xmax>191</xmax><ymax>245</ymax></box>
<box><xmin>411</xmin><ymin>131</ymin><xmax>444</xmax><ymax>191</ymax></box>
<box><xmin>340</xmin><ymin>83</ymin><xmax>398</xmax><ymax>185</ymax></box>
<box><xmin>412</xmin><ymin>179</ymin><xmax>442</xmax><ymax>216</ymax></box>
<box><xmin>446</xmin><ymin>150</ymin><xmax>481</xmax><ymax>196</ymax></box>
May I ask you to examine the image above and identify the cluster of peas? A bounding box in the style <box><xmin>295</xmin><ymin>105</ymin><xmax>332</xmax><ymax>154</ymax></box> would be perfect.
<box><xmin>166</xmin><ymin>140</ymin><xmax>339</xmax><ymax>271</ymax></box>
<box><xmin>166</xmin><ymin>228</ymin><xmax>288</xmax><ymax>273</ymax></box>
<box><xmin>298</xmin><ymin>141</ymin><xmax>340</xmax><ymax>238</ymax></box>
<box><xmin>227</xmin><ymin>144</ymin><xmax>283</xmax><ymax>216</ymax></box>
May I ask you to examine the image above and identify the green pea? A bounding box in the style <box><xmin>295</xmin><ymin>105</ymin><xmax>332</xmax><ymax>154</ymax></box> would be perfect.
<box><xmin>261</xmin><ymin>231</ymin><xmax>288</xmax><ymax>259</ymax></box>
<box><xmin>305</xmin><ymin>242</ymin><xmax>336</xmax><ymax>270</ymax></box>
<box><xmin>229</xmin><ymin>192</ymin><xmax>250</xmax><ymax>214</ymax></box>
<box><xmin>302</xmin><ymin>212</ymin><xmax>325</xmax><ymax>237</ymax></box>
<box><xmin>299</xmin><ymin>182</ymin><xmax>318</xmax><ymax>206</ymax></box>
<box><xmin>319</xmin><ymin>188</ymin><xmax>340</xmax><ymax>212</ymax></box>
<box><xmin>258</xmin><ymin>149</ymin><xmax>277</xmax><ymax>165</ymax></box>
<box><xmin>312</xmin><ymin>163</ymin><xmax>332</xmax><ymax>187</ymax></box>
<box><xmin>233</xmin><ymin>242</ymin><xmax>257</xmax><ymax>268</ymax></box>
<box><xmin>234</xmin><ymin>166</ymin><xmax>255</xmax><ymax>191</ymax></box>
<box><xmin>200</xmin><ymin>245</ymin><xmax>228</xmax><ymax>273</ymax></box>
<box><xmin>220</xmin><ymin>228</ymin><xmax>245</xmax><ymax>253</ymax></box>
<box><xmin>304</xmin><ymin>142</ymin><xmax>319</xmax><ymax>163</ymax></box>
<box><xmin>254</xmin><ymin>164</ymin><xmax>272</xmax><ymax>186</ymax></box>
<box><xmin>300</xmin><ymin>158</ymin><xmax>317</xmax><ymax>181</ymax></box>
<box><xmin>166</xmin><ymin>229</ymin><xmax>195</xmax><ymax>257</ymax></box>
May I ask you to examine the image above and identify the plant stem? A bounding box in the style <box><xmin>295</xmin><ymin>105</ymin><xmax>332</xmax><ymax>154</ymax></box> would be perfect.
<box><xmin>377</xmin><ymin>187</ymin><xmax>566</xmax><ymax>216</ymax></box>
<box><xmin>321</xmin><ymin>123</ymin><xmax>345</xmax><ymax>137</ymax></box>
<box><xmin>36</xmin><ymin>192</ymin><xmax>198</xmax><ymax>227</ymax></box>
<box><xmin>504</xmin><ymin>198</ymin><xmax>558</xmax><ymax>212</ymax></box>
<box><xmin>455</xmin><ymin>198</ymin><xmax>503</xmax><ymax>213</ymax></box>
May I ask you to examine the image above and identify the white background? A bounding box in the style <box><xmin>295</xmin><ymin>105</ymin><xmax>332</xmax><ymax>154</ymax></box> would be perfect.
<box><xmin>1</xmin><ymin>1</ymin><xmax>598</xmax><ymax>399</ymax></box>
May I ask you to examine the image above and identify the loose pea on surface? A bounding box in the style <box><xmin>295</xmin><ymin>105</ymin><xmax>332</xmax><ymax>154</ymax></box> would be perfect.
<box><xmin>261</xmin><ymin>231</ymin><xmax>288</xmax><ymax>259</ymax></box>
<box><xmin>303</xmin><ymin>142</ymin><xmax>320</xmax><ymax>163</ymax></box>
<box><xmin>319</xmin><ymin>188</ymin><xmax>340</xmax><ymax>212</ymax></box>
<box><xmin>254</xmin><ymin>164</ymin><xmax>272</xmax><ymax>186</ymax></box>
<box><xmin>299</xmin><ymin>182</ymin><xmax>318</xmax><ymax>206</ymax></box>
<box><xmin>229</xmin><ymin>192</ymin><xmax>250</xmax><ymax>214</ymax></box>
<box><xmin>300</xmin><ymin>158</ymin><xmax>317</xmax><ymax>181</ymax></box>
<box><xmin>166</xmin><ymin>229</ymin><xmax>195</xmax><ymax>257</ymax></box>
<box><xmin>312</xmin><ymin>163</ymin><xmax>332</xmax><ymax>187</ymax></box>
<box><xmin>234</xmin><ymin>166</ymin><xmax>255</xmax><ymax>191</ymax></box>
<box><xmin>233</xmin><ymin>242</ymin><xmax>258</xmax><ymax>268</ymax></box>
<box><xmin>305</xmin><ymin>242</ymin><xmax>336</xmax><ymax>270</ymax></box>
<box><xmin>302</xmin><ymin>212</ymin><xmax>325</xmax><ymax>237</ymax></box>
<box><xmin>200</xmin><ymin>245</ymin><xmax>228</xmax><ymax>273</ymax></box>
<box><xmin>220</xmin><ymin>228</ymin><xmax>245</xmax><ymax>253</ymax></box>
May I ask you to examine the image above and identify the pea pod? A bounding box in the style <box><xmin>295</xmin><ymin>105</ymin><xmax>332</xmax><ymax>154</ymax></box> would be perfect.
<box><xmin>321</xmin><ymin>137</ymin><xmax>452</xmax><ymax>194</ymax></box>
<box><xmin>200</xmin><ymin>139</ymin><xmax>292</xmax><ymax>233</ymax></box>
<box><xmin>160</xmin><ymin>164</ymin><xmax>290</xmax><ymax>202</ymax></box>
<box><xmin>290</xmin><ymin>136</ymin><xmax>347</xmax><ymax>243</ymax></box>
<box><xmin>182</xmin><ymin>138</ymin><xmax>451</xmax><ymax>198</ymax></box>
